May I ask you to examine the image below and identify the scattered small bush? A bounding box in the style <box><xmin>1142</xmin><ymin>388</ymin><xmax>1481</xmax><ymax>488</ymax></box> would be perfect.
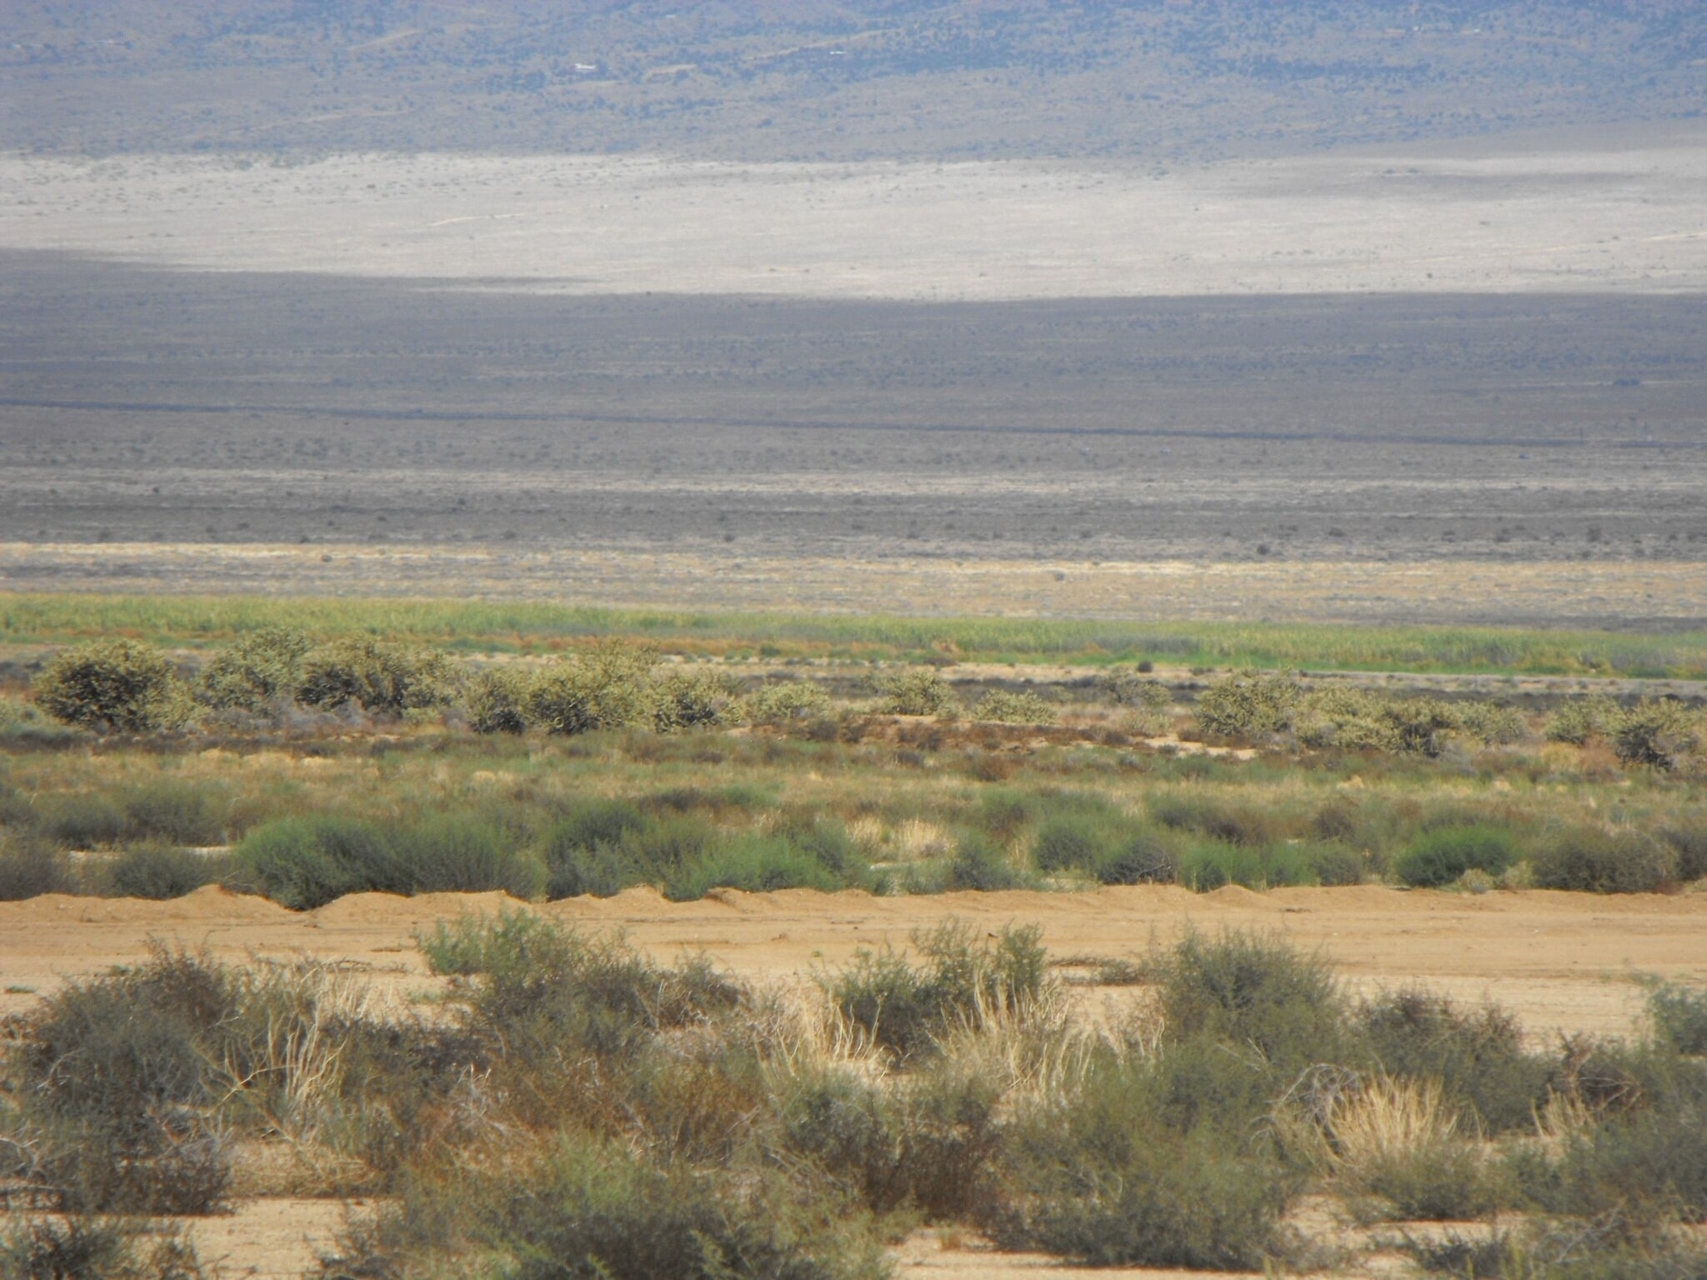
<box><xmin>1545</xmin><ymin>695</ymin><xmax>1620</xmax><ymax>745</ymax></box>
<box><xmin>1193</xmin><ymin>673</ymin><xmax>1300</xmax><ymax>740</ymax></box>
<box><xmin>1395</xmin><ymin>824</ymin><xmax>1519</xmax><ymax>888</ymax></box>
<box><xmin>945</xmin><ymin>833</ymin><xmax>1026</xmax><ymax>890</ymax></box>
<box><xmin>973</xmin><ymin>690</ymin><xmax>1057</xmax><ymax>725</ymax></box>
<box><xmin>296</xmin><ymin>638</ymin><xmax>459</xmax><ymax>714</ymax></box>
<box><xmin>0</xmin><ymin>1217</ymin><xmax>210</xmax><ymax>1280</ymax></box>
<box><xmin>1650</xmin><ymin>982</ymin><xmax>1707</xmax><ymax>1056</ymax></box>
<box><xmin>827</xmin><ymin>921</ymin><xmax>1050</xmax><ymax>1064</ymax></box>
<box><xmin>875</xmin><ymin>668</ymin><xmax>956</xmax><ymax>717</ymax></box>
<box><xmin>652</xmin><ymin>670</ymin><xmax>743</xmax><ymax>731</ymax></box>
<box><xmin>198</xmin><ymin>626</ymin><xmax>313</xmax><ymax>714</ymax></box>
<box><xmin>748</xmin><ymin>680</ymin><xmax>833</xmax><ymax>724</ymax></box>
<box><xmin>108</xmin><ymin>844</ymin><xmax>221</xmax><ymax>900</ymax></box>
<box><xmin>464</xmin><ymin>668</ymin><xmax>531</xmax><ymax>734</ymax></box>
<box><xmin>1153</xmin><ymin>931</ymin><xmax>1349</xmax><ymax>1072</ymax></box>
<box><xmin>1361</xmin><ymin>989</ymin><xmax>1550</xmax><ymax>1133</ymax></box>
<box><xmin>1531</xmin><ymin>826</ymin><xmax>1678</xmax><ymax>894</ymax></box>
<box><xmin>0</xmin><ymin>837</ymin><xmax>74</xmax><ymax>900</ymax></box>
<box><xmin>1612</xmin><ymin>698</ymin><xmax>1701</xmax><ymax>770</ymax></box>
<box><xmin>521</xmin><ymin>643</ymin><xmax>656</xmax><ymax>735</ymax></box>
<box><xmin>33</xmin><ymin>641</ymin><xmax>190</xmax><ymax>733</ymax></box>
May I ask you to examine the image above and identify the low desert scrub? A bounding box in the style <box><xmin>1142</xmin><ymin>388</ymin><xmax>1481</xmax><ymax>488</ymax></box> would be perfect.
<box><xmin>747</xmin><ymin>678</ymin><xmax>834</xmax><ymax>724</ymax></box>
<box><xmin>197</xmin><ymin>626</ymin><xmax>314</xmax><ymax>714</ymax></box>
<box><xmin>31</xmin><ymin>640</ymin><xmax>193</xmax><ymax>734</ymax></box>
<box><xmin>824</xmin><ymin>920</ymin><xmax>1053</xmax><ymax>1065</ymax></box>
<box><xmin>6</xmin><ymin>926</ymin><xmax>1706</xmax><ymax>1279</ymax></box>
<box><xmin>234</xmin><ymin>813</ymin><xmax>545</xmax><ymax>908</ymax></box>
<box><xmin>874</xmin><ymin>668</ymin><xmax>956</xmax><ymax>717</ymax></box>
<box><xmin>1650</xmin><ymin>980</ymin><xmax>1707</xmax><ymax>1057</ymax></box>
<box><xmin>972</xmin><ymin>690</ymin><xmax>1057</xmax><ymax>725</ymax></box>
<box><xmin>1360</xmin><ymin>988</ymin><xmax>1551</xmax><ymax>1133</ymax></box>
<box><xmin>295</xmin><ymin>637</ymin><xmax>460</xmax><ymax>714</ymax></box>
<box><xmin>1530</xmin><ymin>826</ymin><xmax>1677</xmax><ymax>894</ymax></box>
<box><xmin>0</xmin><ymin>1216</ymin><xmax>210</xmax><ymax>1280</ymax></box>
<box><xmin>1313</xmin><ymin>1074</ymin><xmax>1501</xmax><ymax>1220</ymax></box>
<box><xmin>1395</xmin><ymin>824</ymin><xmax>1520</xmax><ymax>888</ymax></box>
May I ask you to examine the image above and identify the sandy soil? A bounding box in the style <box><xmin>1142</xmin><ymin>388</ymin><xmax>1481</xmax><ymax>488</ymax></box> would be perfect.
<box><xmin>3</xmin><ymin>883</ymin><xmax>1703</xmax><ymax>1277</ymax></box>
<box><xmin>3</xmin><ymin>132</ymin><xmax>1705</xmax><ymax>299</ymax></box>
<box><xmin>4</xmin><ymin>883</ymin><xmax>1703</xmax><ymax>1042</ymax></box>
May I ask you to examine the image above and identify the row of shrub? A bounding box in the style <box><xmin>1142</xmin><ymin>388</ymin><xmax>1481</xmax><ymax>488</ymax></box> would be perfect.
<box><xmin>4</xmin><ymin>778</ymin><xmax>1701</xmax><ymax>906</ymax></box>
<box><xmin>5</xmin><ymin>926</ymin><xmax>1704</xmax><ymax>1277</ymax></box>
<box><xmin>1195</xmin><ymin>672</ymin><xmax>1706</xmax><ymax>769</ymax></box>
<box><xmin>23</xmin><ymin>634</ymin><xmax>1077</xmax><ymax>735</ymax></box>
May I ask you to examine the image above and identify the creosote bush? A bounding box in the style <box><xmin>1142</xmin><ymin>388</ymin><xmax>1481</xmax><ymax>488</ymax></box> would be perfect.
<box><xmin>32</xmin><ymin>640</ymin><xmax>190</xmax><ymax>733</ymax></box>
<box><xmin>1531</xmin><ymin>826</ymin><xmax>1677</xmax><ymax>894</ymax></box>
<box><xmin>1395</xmin><ymin>825</ymin><xmax>1519</xmax><ymax>888</ymax></box>
<box><xmin>198</xmin><ymin>626</ymin><xmax>313</xmax><ymax>714</ymax></box>
<box><xmin>875</xmin><ymin>667</ymin><xmax>956</xmax><ymax>717</ymax></box>
<box><xmin>826</xmin><ymin>920</ymin><xmax>1051</xmax><ymax>1064</ymax></box>
<box><xmin>296</xmin><ymin>637</ymin><xmax>459</xmax><ymax>714</ymax></box>
<box><xmin>973</xmin><ymin>689</ymin><xmax>1057</xmax><ymax>725</ymax></box>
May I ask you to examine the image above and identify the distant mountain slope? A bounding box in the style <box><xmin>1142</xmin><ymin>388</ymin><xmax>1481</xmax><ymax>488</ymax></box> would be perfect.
<box><xmin>3</xmin><ymin>1</ymin><xmax>1702</xmax><ymax>160</ymax></box>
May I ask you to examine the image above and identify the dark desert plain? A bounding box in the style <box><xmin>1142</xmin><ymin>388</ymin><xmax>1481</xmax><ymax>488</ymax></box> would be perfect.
<box><xmin>3</xmin><ymin>3</ymin><xmax>1707</xmax><ymax>1278</ymax></box>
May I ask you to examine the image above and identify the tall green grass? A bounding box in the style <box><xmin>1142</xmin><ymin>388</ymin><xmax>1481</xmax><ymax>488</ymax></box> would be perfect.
<box><xmin>4</xmin><ymin>592</ymin><xmax>1705</xmax><ymax>676</ymax></box>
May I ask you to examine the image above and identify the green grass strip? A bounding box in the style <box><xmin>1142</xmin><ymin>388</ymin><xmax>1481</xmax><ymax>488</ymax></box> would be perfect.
<box><xmin>2</xmin><ymin>592</ymin><xmax>1705</xmax><ymax>678</ymax></box>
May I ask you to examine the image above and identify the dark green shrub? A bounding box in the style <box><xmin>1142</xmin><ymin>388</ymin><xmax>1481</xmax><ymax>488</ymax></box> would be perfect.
<box><xmin>0</xmin><ymin>837</ymin><xmax>74</xmax><ymax>900</ymax></box>
<box><xmin>421</xmin><ymin>913</ymin><xmax>742</xmax><ymax>1063</ymax></box>
<box><xmin>1658</xmin><ymin>817</ymin><xmax>1707</xmax><ymax>883</ymax></box>
<box><xmin>667</xmin><ymin>835</ymin><xmax>840</xmax><ymax>901</ymax></box>
<box><xmin>973</xmin><ymin>690</ymin><xmax>1057</xmax><ymax>725</ymax></box>
<box><xmin>32</xmin><ymin>640</ymin><xmax>189</xmax><ymax>733</ymax></box>
<box><xmin>1149</xmin><ymin>794</ymin><xmax>1281</xmax><ymax>846</ymax></box>
<box><xmin>1093</xmin><ymin>830</ymin><xmax>1178</xmax><ymax>884</ymax></box>
<box><xmin>109</xmin><ymin>844</ymin><xmax>220</xmax><ymax>900</ymax></box>
<box><xmin>784</xmin><ymin>1065</ymin><xmax>1002</xmax><ymax>1220</ymax></box>
<box><xmin>1175</xmin><ymin>838</ymin><xmax>1324</xmax><ymax>890</ymax></box>
<box><xmin>296</xmin><ymin>638</ymin><xmax>458</xmax><ymax>714</ymax></box>
<box><xmin>1532</xmin><ymin>827</ymin><xmax>1678</xmax><ymax>894</ymax></box>
<box><xmin>1361</xmin><ymin>989</ymin><xmax>1550</xmax><ymax>1133</ymax></box>
<box><xmin>1153</xmin><ymin>931</ymin><xmax>1350</xmax><ymax>1073</ymax></box>
<box><xmin>652</xmin><ymin>670</ymin><xmax>742</xmax><ymax>731</ymax></box>
<box><xmin>1395</xmin><ymin>825</ymin><xmax>1519</xmax><ymax>888</ymax></box>
<box><xmin>827</xmin><ymin>922</ymin><xmax>1050</xmax><ymax>1064</ymax></box>
<box><xmin>1611</xmin><ymin>698</ymin><xmax>1700</xmax><ymax>770</ymax></box>
<box><xmin>945</xmin><ymin>833</ymin><xmax>1025</xmax><ymax>890</ymax></box>
<box><xmin>465</xmin><ymin>668</ymin><xmax>531</xmax><ymax>734</ymax></box>
<box><xmin>234</xmin><ymin>816</ymin><xmax>393</xmax><ymax>909</ymax></box>
<box><xmin>1310</xmin><ymin>844</ymin><xmax>1367</xmax><ymax>886</ymax></box>
<box><xmin>39</xmin><ymin>795</ymin><xmax>126</xmax><ymax>849</ymax></box>
<box><xmin>996</xmin><ymin>1053</ymin><xmax>1297</xmax><ymax>1269</ymax></box>
<box><xmin>1192</xmin><ymin>673</ymin><xmax>1299</xmax><ymax>739</ymax></box>
<box><xmin>391</xmin><ymin>814</ymin><xmax>545</xmax><ymax>899</ymax></box>
<box><xmin>1032</xmin><ymin>809</ymin><xmax>1118</xmax><ymax>873</ymax></box>
<box><xmin>1522</xmin><ymin>1107</ymin><xmax>1707</xmax><ymax>1227</ymax></box>
<box><xmin>395</xmin><ymin>1132</ymin><xmax>881</xmax><ymax>1280</ymax></box>
<box><xmin>198</xmin><ymin>626</ymin><xmax>312</xmax><ymax>713</ymax></box>
<box><xmin>120</xmin><ymin>783</ymin><xmax>226</xmax><ymax>847</ymax></box>
<box><xmin>15</xmin><ymin>951</ymin><xmax>235</xmax><ymax>1214</ymax></box>
<box><xmin>521</xmin><ymin>643</ymin><xmax>655</xmax><ymax>735</ymax></box>
<box><xmin>1651</xmin><ymin>982</ymin><xmax>1707</xmax><ymax>1056</ymax></box>
<box><xmin>1545</xmin><ymin>695</ymin><xmax>1619</xmax><ymax>745</ymax></box>
<box><xmin>875</xmin><ymin>667</ymin><xmax>955</xmax><ymax>716</ymax></box>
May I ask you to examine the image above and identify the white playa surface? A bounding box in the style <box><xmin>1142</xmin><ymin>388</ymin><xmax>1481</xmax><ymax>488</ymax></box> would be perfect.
<box><xmin>3</xmin><ymin>131</ymin><xmax>1705</xmax><ymax>298</ymax></box>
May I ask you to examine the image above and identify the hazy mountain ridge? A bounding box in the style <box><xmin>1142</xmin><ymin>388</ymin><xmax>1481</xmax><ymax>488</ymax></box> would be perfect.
<box><xmin>4</xmin><ymin>1</ymin><xmax>1702</xmax><ymax>160</ymax></box>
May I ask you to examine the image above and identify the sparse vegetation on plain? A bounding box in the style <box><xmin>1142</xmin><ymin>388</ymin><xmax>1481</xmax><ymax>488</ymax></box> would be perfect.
<box><xmin>0</xmin><ymin>624</ymin><xmax>1704</xmax><ymax>911</ymax></box>
<box><xmin>5</xmin><ymin>927</ymin><xmax>1702</xmax><ymax>1278</ymax></box>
